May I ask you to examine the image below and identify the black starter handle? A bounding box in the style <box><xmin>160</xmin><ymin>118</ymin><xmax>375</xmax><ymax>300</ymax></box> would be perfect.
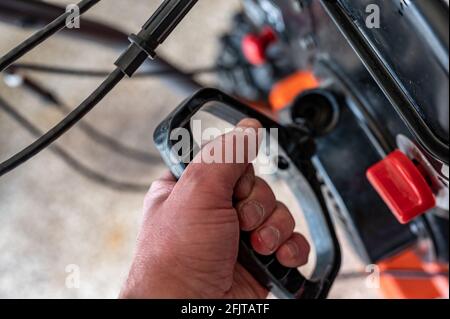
<box><xmin>153</xmin><ymin>88</ymin><xmax>340</xmax><ymax>299</ymax></box>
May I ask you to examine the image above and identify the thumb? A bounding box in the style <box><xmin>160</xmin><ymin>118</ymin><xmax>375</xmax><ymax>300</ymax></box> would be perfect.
<box><xmin>177</xmin><ymin>118</ymin><xmax>262</xmax><ymax>198</ymax></box>
<box><xmin>144</xmin><ymin>171</ymin><xmax>176</xmax><ymax>210</ymax></box>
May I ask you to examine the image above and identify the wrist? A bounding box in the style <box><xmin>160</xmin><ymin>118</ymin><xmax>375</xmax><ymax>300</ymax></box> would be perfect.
<box><xmin>119</xmin><ymin>256</ymin><xmax>200</xmax><ymax>299</ymax></box>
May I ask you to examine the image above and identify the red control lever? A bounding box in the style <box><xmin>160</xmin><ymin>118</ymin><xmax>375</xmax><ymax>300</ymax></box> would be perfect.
<box><xmin>242</xmin><ymin>27</ymin><xmax>277</xmax><ymax>66</ymax></box>
<box><xmin>367</xmin><ymin>150</ymin><xmax>436</xmax><ymax>224</ymax></box>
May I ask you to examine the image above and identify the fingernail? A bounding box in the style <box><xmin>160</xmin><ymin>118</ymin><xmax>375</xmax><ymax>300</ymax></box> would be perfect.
<box><xmin>240</xmin><ymin>201</ymin><xmax>264</xmax><ymax>229</ymax></box>
<box><xmin>235</xmin><ymin>119</ymin><xmax>260</xmax><ymax>140</ymax></box>
<box><xmin>239</xmin><ymin>173</ymin><xmax>254</xmax><ymax>197</ymax></box>
<box><xmin>286</xmin><ymin>242</ymin><xmax>299</xmax><ymax>258</ymax></box>
<box><xmin>236</xmin><ymin>118</ymin><xmax>261</xmax><ymax>130</ymax></box>
<box><xmin>258</xmin><ymin>226</ymin><xmax>280</xmax><ymax>252</ymax></box>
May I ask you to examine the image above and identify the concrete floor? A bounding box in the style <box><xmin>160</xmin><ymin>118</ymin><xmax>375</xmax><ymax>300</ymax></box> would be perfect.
<box><xmin>0</xmin><ymin>0</ymin><xmax>379</xmax><ymax>299</ymax></box>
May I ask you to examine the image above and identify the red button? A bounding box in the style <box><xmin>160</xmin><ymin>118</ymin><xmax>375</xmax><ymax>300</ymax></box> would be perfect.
<box><xmin>242</xmin><ymin>27</ymin><xmax>277</xmax><ymax>66</ymax></box>
<box><xmin>367</xmin><ymin>150</ymin><xmax>436</xmax><ymax>224</ymax></box>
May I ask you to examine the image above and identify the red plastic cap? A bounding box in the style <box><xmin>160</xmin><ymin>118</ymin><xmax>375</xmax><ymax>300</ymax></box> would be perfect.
<box><xmin>242</xmin><ymin>27</ymin><xmax>277</xmax><ymax>66</ymax></box>
<box><xmin>367</xmin><ymin>150</ymin><xmax>436</xmax><ymax>224</ymax></box>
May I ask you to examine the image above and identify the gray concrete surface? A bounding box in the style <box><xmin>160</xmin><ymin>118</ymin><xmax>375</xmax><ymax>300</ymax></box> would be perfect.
<box><xmin>0</xmin><ymin>0</ymin><xmax>379</xmax><ymax>299</ymax></box>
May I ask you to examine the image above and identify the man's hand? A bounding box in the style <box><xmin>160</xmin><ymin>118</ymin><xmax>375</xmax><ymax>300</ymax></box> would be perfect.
<box><xmin>120</xmin><ymin>119</ymin><xmax>310</xmax><ymax>299</ymax></box>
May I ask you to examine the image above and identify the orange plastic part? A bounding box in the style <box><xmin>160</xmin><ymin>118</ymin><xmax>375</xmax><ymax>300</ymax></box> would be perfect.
<box><xmin>269</xmin><ymin>71</ymin><xmax>319</xmax><ymax>111</ymax></box>
<box><xmin>379</xmin><ymin>249</ymin><xmax>449</xmax><ymax>299</ymax></box>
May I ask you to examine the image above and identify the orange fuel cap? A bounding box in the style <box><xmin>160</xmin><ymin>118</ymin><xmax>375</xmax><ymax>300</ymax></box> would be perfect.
<box><xmin>367</xmin><ymin>150</ymin><xmax>436</xmax><ymax>224</ymax></box>
<box><xmin>269</xmin><ymin>71</ymin><xmax>319</xmax><ymax>111</ymax></box>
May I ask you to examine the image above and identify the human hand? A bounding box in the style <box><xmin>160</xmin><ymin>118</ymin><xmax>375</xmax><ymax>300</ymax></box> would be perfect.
<box><xmin>120</xmin><ymin>119</ymin><xmax>310</xmax><ymax>299</ymax></box>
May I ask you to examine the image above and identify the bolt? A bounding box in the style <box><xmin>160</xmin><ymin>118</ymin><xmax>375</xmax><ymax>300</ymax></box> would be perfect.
<box><xmin>299</xmin><ymin>34</ymin><xmax>316</xmax><ymax>50</ymax></box>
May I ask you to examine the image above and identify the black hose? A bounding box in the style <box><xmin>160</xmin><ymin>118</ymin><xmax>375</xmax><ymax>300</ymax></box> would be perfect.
<box><xmin>15</xmin><ymin>74</ymin><xmax>161</xmax><ymax>164</ymax></box>
<box><xmin>0</xmin><ymin>95</ymin><xmax>149</xmax><ymax>193</ymax></box>
<box><xmin>0</xmin><ymin>68</ymin><xmax>125</xmax><ymax>177</ymax></box>
<box><xmin>0</xmin><ymin>0</ymin><xmax>101</xmax><ymax>72</ymax></box>
<box><xmin>8</xmin><ymin>62</ymin><xmax>223</xmax><ymax>78</ymax></box>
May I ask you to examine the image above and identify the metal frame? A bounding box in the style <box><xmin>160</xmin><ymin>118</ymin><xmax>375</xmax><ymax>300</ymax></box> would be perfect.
<box><xmin>321</xmin><ymin>0</ymin><xmax>449</xmax><ymax>165</ymax></box>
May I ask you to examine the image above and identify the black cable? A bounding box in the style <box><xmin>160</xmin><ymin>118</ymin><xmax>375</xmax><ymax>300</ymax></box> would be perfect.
<box><xmin>0</xmin><ymin>0</ymin><xmax>199</xmax><ymax>177</ymax></box>
<box><xmin>0</xmin><ymin>95</ymin><xmax>149</xmax><ymax>193</ymax></box>
<box><xmin>0</xmin><ymin>68</ymin><xmax>125</xmax><ymax>177</ymax></box>
<box><xmin>15</xmin><ymin>74</ymin><xmax>161</xmax><ymax>164</ymax></box>
<box><xmin>7</xmin><ymin>62</ymin><xmax>234</xmax><ymax>78</ymax></box>
<box><xmin>55</xmin><ymin>103</ymin><xmax>161</xmax><ymax>164</ymax></box>
<box><xmin>0</xmin><ymin>0</ymin><xmax>101</xmax><ymax>73</ymax></box>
